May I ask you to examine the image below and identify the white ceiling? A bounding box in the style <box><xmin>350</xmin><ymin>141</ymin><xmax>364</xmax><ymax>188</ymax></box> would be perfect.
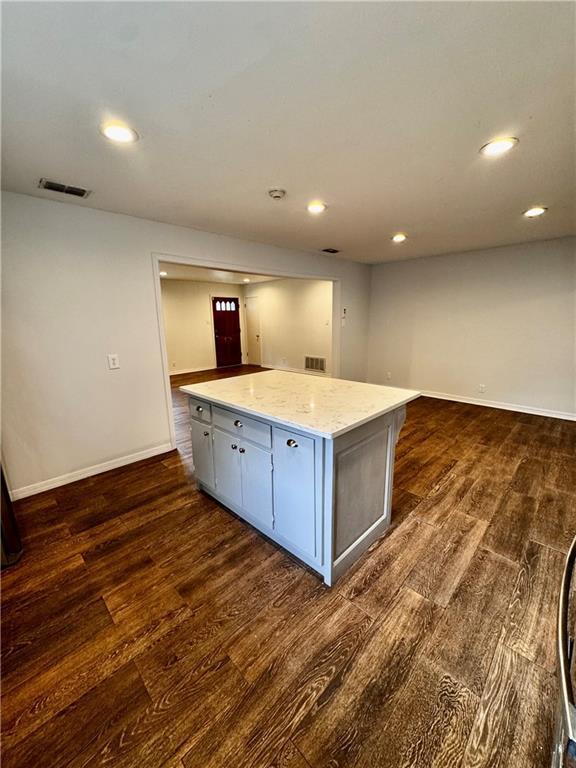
<box><xmin>2</xmin><ymin>2</ymin><xmax>574</xmax><ymax>263</ymax></box>
<box><xmin>158</xmin><ymin>262</ymin><xmax>277</xmax><ymax>284</ymax></box>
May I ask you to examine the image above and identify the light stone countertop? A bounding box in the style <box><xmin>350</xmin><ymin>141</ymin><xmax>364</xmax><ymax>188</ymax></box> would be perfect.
<box><xmin>180</xmin><ymin>370</ymin><xmax>420</xmax><ymax>438</ymax></box>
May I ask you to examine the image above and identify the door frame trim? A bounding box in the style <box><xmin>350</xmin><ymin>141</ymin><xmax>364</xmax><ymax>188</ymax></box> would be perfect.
<box><xmin>151</xmin><ymin>250</ymin><xmax>343</xmax><ymax>450</ymax></box>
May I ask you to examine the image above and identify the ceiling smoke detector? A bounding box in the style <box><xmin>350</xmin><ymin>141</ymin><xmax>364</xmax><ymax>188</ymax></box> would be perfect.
<box><xmin>268</xmin><ymin>189</ymin><xmax>286</xmax><ymax>200</ymax></box>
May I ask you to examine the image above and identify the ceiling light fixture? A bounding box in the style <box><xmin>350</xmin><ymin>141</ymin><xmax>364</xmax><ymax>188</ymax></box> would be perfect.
<box><xmin>307</xmin><ymin>201</ymin><xmax>327</xmax><ymax>215</ymax></box>
<box><xmin>392</xmin><ymin>233</ymin><xmax>407</xmax><ymax>243</ymax></box>
<box><xmin>159</xmin><ymin>271</ymin><xmax>168</xmax><ymax>277</ymax></box>
<box><xmin>243</xmin><ymin>278</ymin><xmax>251</xmax><ymax>283</ymax></box>
<box><xmin>479</xmin><ymin>137</ymin><xmax>518</xmax><ymax>157</ymax></box>
<box><xmin>523</xmin><ymin>206</ymin><xmax>547</xmax><ymax>218</ymax></box>
<box><xmin>100</xmin><ymin>122</ymin><xmax>139</xmax><ymax>144</ymax></box>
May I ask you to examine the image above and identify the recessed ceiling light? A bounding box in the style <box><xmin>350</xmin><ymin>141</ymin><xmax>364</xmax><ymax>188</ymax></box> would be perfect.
<box><xmin>523</xmin><ymin>206</ymin><xmax>547</xmax><ymax>218</ymax></box>
<box><xmin>307</xmin><ymin>201</ymin><xmax>327</xmax><ymax>215</ymax></box>
<box><xmin>100</xmin><ymin>122</ymin><xmax>139</xmax><ymax>144</ymax></box>
<box><xmin>392</xmin><ymin>233</ymin><xmax>407</xmax><ymax>243</ymax></box>
<box><xmin>243</xmin><ymin>278</ymin><xmax>251</xmax><ymax>283</ymax></box>
<box><xmin>479</xmin><ymin>137</ymin><xmax>518</xmax><ymax>157</ymax></box>
<box><xmin>159</xmin><ymin>271</ymin><xmax>168</xmax><ymax>277</ymax></box>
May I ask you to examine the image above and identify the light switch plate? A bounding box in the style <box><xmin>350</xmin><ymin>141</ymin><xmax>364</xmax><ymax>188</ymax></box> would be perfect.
<box><xmin>107</xmin><ymin>353</ymin><xmax>120</xmax><ymax>370</ymax></box>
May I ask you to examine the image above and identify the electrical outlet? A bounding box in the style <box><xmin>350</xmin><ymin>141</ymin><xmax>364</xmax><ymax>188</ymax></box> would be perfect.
<box><xmin>107</xmin><ymin>353</ymin><xmax>120</xmax><ymax>370</ymax></box>
<box><xmin>385</xmin><ymin>371</ymin><xmax>392</xmax><ymax>381</ymax></box>
<box><xmin>478</xmin><ymin>383</ymin><xmax>486</xmax><ymax>393</ymax></box>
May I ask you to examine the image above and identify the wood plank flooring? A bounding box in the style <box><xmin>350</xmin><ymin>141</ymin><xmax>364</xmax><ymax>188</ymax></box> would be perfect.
<box><xmin>2</xmin><ymin>367</ymin><xmax>575</xmax><ymax>768</ymax></box>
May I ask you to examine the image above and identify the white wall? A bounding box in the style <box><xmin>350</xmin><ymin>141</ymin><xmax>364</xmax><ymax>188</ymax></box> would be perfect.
<box><xmin>2</xmin><ymin>192</ymin><xmax>371</xmax><ymax>497</ymax></box>
<box><xmin>160</xmin><ymin>280</ymin><xmax>244</xmax><ymax>374</ymax></box>
<box><xmin>244</xmin><ymin>278</ymin><xmax>333</xmax><ymax>374</ymax></box>
<box><xmin>367</xmin><ymin>237</ymin><xmax>576</xmax><ymax>417</ymax></box>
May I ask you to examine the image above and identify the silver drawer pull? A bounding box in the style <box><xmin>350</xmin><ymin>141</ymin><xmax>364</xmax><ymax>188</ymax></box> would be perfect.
<box><xmin>287</xmin><ymin>439</ymin><xmax>298</xmax><ymax>448</ymax></box>
<box><xmin>239</xmin><ymin>447</ymin><xmax>245</xmax><ymax>454</ymax></box>
<box><xmin>234</xmin><ymin>419</ymin><xmax>243</xmax><ymax>428</ymax></box>
<box><xmin>203</xmin><ymin>431</ymin><xmax>209</xmax><ymax>437</ymax></box>
<box><xmin>231</xmin><ymin>444</ymin><xmax>238</xmax><ymax>450</ymax></box>
<box><xmin>196</xmin><ymin>405</ymin><xmax>203</xmax><ymax>413</ymax></box>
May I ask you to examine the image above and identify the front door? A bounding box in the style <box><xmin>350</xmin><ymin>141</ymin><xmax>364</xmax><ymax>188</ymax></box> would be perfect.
<box><xmin>212</xmin><ymin>297</ymin><xmax>242</xmax><ymax>367</ymax></box>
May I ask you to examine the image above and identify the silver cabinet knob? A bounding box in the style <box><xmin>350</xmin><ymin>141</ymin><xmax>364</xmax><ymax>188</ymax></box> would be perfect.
<box><xmin>234</xmin><ymin>419</ymin><xmax>243</xmax><ymax>428</ymax></box>
<box><xmin>239</xmin><ymin>447</ymin><xmax>245</xmax><ymax>454</ymax></box>
<box><xmin>287</xmin><ymin>439</ymin><xmax>298</xmax><ymax>448</ymax></box>
<box><xmin>196</xmin><ymin>405</ymin><xmax>203</xmax><ymax>413</ymax></box>
<box><xmin>231</xmin><ymin>444</ymin><xmax>238</xmax><ymax>450</ymax></box>
<box><xmin>203</xmin><ymin>431</ymin><xmax>209</xmax><ymax>437</ymax></box>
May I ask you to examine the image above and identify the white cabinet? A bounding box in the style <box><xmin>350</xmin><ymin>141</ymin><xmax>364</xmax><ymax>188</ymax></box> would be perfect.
<box><xmin>213</xmin><ymin>428</ymin><xmax>242</xmax><ymax>507</ymax></box>
<box><xmin>191</xmin><ymin>406</ymin><xmax>316</xmax><ymax>564</ymax></box>
<box><xmin>190</xmin><ymin>420</ymin><xmax>215</xmax><ymax>489</ymax></box>
<box><xmin>272</xmin><ymin>427</ymin><xmax>316</xmax><ymax>559</ymax></box>
<box><xmin>239</xmin><ymin>442</ymin><xmax>273</xmax><ymax>529</ymax></box>
<box><xmin>212</xmin><ymin>428</ymin><xmax>273</xmax><ymax>529</ymax></box>
<box><xmin>184</xmin><ymin>386</ymin><xmax>408</xmax><ymax>587</ymax></box>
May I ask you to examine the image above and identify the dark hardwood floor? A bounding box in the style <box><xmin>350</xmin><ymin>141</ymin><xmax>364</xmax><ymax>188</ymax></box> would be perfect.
<box><xmin>2</xmin><ymin>366</ymin><xmax>575</xmax><ymax>767</ymax></box>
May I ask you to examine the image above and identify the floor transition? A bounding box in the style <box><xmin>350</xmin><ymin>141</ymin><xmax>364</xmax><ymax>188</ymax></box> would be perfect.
<box><xmin>2</xmin><ymin>366</ymin><xmax>575</xmax><ymax>767</ymax></box>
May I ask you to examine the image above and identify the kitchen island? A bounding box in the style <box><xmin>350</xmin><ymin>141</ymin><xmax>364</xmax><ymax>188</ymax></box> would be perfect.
<box><xmin>180</xmin><ymin>370</ymin><xmax>419</xmax><ymax>585</ymax></box>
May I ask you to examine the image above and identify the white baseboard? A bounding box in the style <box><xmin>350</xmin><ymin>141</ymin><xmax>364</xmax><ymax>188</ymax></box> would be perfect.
<box><xmin>421</xmin><ymin>390</ymin><xmax>576</xmax><ymax>422</ymax></box>
<box><xmin>169</xmin><ymin>366</ymin><xmax>214</xmax><ymax>376</ymax></box>
<box><xmin>9</xmin><ymin>443</ymin><xmax>174</xmax><ymax>501</ymax></box>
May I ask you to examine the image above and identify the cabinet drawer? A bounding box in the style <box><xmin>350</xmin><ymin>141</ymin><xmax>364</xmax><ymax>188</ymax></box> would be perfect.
<box><xmin>189</xmin><ymin>397</ymin><xmax>212</xmax><ymax>423</ymax></box>
<box><xmin>213</xmin><ymin>406</ymin><xmax>271</xmax><ymax>449</ymax></box>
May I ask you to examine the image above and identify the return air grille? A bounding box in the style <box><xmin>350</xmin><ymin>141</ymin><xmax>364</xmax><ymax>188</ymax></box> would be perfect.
<box><xmin>38</xmin><ymin>178</ymin><xmax>91</xmax><ymax>198</ymax></box>
<box><xmin>305</xmin><ymin>356</ymin><xmax>327</xmax><ymax>373</ymax></box>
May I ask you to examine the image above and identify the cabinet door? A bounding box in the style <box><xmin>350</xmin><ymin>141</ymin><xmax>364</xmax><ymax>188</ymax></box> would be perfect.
<box><xmin>190</xmin><ymin>421</ymin><xmax>215</xmax><ymax>489</ymax></box>
<box><xmin>213</xmin><ymin>428</ymin><xmax>242</xmax><ymax>507</ymax></box>
<box><xmin>240</xmin><ymin>442</ymin><xmax>273</xmax><ymax>530</ymax></box>
<box><xmin>272</xmin><ymin>427</ymin><xmax>316</xmax><ymax>559</ymax></box>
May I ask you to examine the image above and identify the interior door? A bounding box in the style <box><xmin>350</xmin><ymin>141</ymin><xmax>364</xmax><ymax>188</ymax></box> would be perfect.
<box><xmin>212</xmin><ymin>297</ymin><xmax>242</xmax><ymax>367</ymax></box>
<box><xmin>244</xmin><ymin>295</ymin><xmax>261</xmax><ymax>365</ymax></box>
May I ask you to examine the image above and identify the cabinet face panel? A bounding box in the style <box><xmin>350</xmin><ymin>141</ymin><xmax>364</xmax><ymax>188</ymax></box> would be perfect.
<box><xmin>213</xmin><ymin>406</ymin><xmax>271</xmax><ymax>449</ymax></box>
<box><xmin>213</xmin><ymin>428</ymin><xmax>242</xmax><ymax>507</ymax></box>
<box><xmin>272</xmin><ymin>427</ymin><xmax>316</xmax><ymax>559</ymax></box>
<box><xmin>240</xmin><ymin>442</ymin><xmax>273</xmax><ymax>529</ymax></box>
<box><xmin>333</xmin><ymin>425</ymin><xmax>389</xmax><ymax>558</ymax></box>
<box><xmin>190</xmin><ymin>421</ymin><xmax>215</xmax><ymax>489</ymax></box>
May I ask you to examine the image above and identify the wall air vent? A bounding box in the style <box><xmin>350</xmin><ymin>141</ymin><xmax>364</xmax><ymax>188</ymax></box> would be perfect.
<box><xmin>322</xmin><ymin>248</ymin><xmax>340</xmax><ymax>254</ymax></box>
<box><xmin>305</xmin><ymin>356</ymin><xmax>327</xmax><ymax>373</ymax></box>
<box><xmin>38</xmin><ymin>178</ymin><xmax>91</xmax><ymax>198</ymax></box>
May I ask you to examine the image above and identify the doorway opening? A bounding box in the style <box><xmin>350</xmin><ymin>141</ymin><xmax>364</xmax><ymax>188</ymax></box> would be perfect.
<box><xmin>154</xmin><ymin>260</ymin><xmax>337</xmax><ymax>455</ymax></box>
